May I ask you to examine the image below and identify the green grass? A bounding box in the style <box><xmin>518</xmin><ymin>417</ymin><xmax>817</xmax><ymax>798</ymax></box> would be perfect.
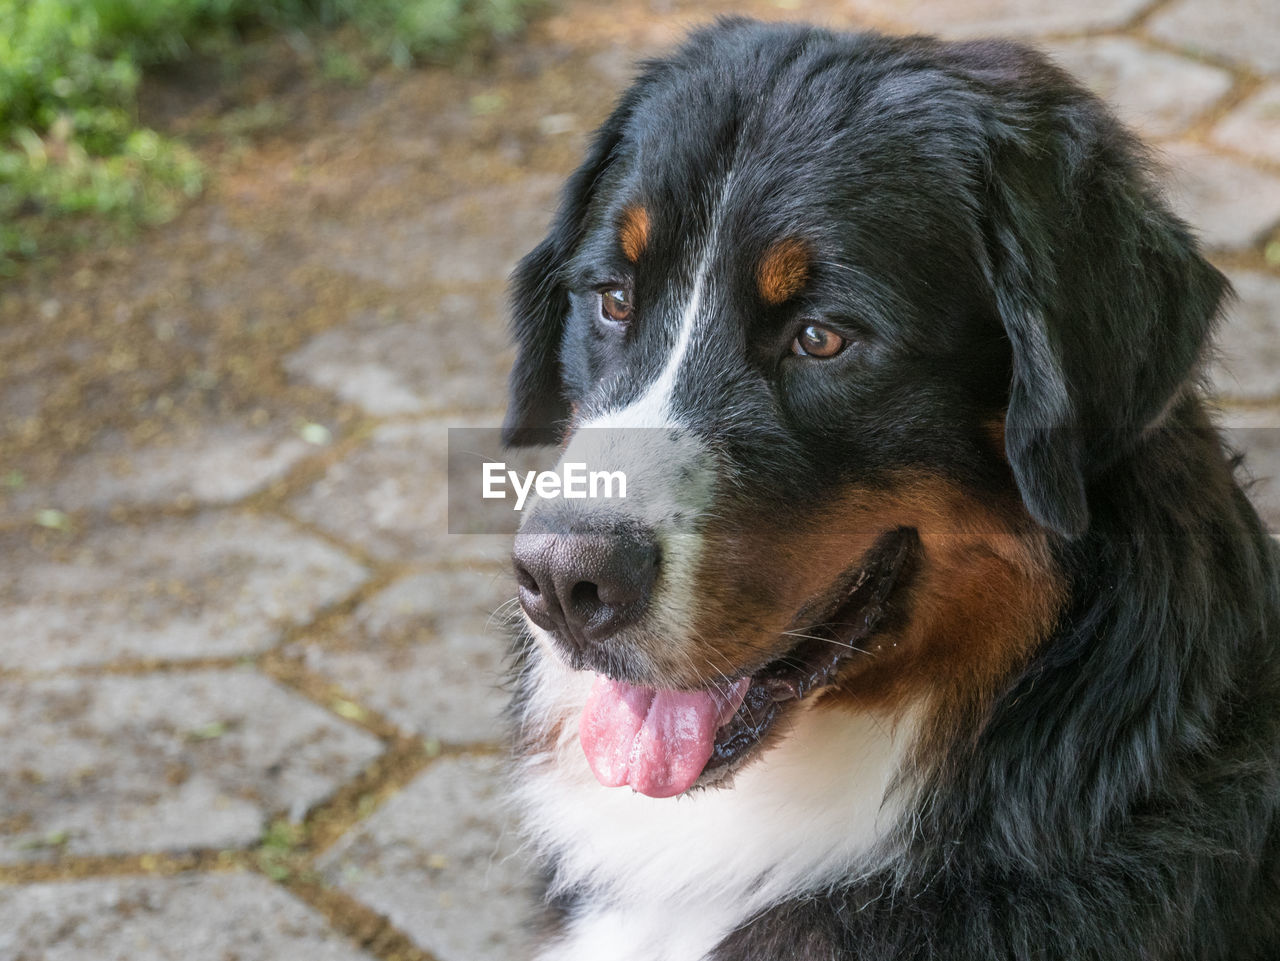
<box><xmin>0</xmin><ymin>0</ymin><xmax>540</xmax><ymax>270</ymax></box>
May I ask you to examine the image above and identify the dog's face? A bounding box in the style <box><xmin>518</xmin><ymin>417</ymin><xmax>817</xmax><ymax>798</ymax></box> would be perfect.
<box><xmin>504</xmin><ymin>21</ymin><xmax>1226</xmax><ymax>798</ymax></box>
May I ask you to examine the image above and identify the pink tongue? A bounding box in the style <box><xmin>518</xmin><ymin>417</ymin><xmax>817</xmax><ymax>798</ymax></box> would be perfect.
<box><xmin>579</xmin><ymin>675</ymin><xmax>749</xmax><ymax>798</ymax></box>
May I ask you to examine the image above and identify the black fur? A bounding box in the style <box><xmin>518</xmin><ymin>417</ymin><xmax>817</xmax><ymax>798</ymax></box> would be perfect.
<box><xmin>713</xmin><ymin>404</ymin><xmax>1280</xmax><ymax>960</ymax></box>
<box><xmin>505</xmin><ymin>19</ymin><xmax>1280</xmax><ymax>959</ymax></box>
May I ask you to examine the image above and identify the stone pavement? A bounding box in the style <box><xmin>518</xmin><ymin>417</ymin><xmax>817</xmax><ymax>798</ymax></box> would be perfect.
<box><xmin>0</xmin><ymin>1</ymin><xmax>1278</xmax><ymax>959</ymax></box>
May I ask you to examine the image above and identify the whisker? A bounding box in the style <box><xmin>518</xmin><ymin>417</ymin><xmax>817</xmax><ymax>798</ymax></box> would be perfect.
<box><xmin>779</xmin><ymin>628</ymin><xmax>878</xmax><ymax>657</ymax></box>
<box><xmin>486</xmin><ymin>597</ymin><xmax>525</xmax><ymax>633</ymax></box>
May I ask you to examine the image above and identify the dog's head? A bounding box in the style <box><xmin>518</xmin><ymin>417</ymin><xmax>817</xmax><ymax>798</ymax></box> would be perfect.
<box><xmin>504</xmin><ymin>20</ymin><xmax>1227</xmax><ymax>797</ymax></box>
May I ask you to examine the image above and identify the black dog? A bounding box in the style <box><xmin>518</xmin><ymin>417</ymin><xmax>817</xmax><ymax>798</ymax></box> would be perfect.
<box><xmin>501</xmin><ymin>18</ymin><xmax>1280</xmax><ymax>960</ymax></box>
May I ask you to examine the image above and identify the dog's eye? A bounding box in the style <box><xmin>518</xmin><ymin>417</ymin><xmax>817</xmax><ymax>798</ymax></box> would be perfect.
<box><xmin>600</xmin><ymin>289</ymin><xmax>633</xmax><ymax>326</ymax></box>
<box><xmin>791</xmin><ymin>325</ymin><xmax>846</xmax><ymax>358</ymax></box>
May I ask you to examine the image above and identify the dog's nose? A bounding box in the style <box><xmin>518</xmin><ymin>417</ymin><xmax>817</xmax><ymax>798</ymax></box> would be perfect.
<box><xmin>512</xmin><ymin>528</ymin><xmax>659</xmax><ymax>649</ymax></box>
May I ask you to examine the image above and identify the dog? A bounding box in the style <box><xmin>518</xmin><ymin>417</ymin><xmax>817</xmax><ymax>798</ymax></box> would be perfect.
<box><xmin>499</xmin><ymin>18</ymin><xmax>1280</xmax><ymax>961</ymax></box>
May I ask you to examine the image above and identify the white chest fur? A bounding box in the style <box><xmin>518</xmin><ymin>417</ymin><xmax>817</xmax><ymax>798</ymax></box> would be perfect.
<box><xmin>515</xmin><ymin>651</ymin><xmax>918</xmax><ymax>961</ymax></box>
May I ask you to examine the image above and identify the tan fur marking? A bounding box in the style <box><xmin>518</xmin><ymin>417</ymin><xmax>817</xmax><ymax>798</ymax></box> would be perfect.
<box><xmin>687</xmin><ymin>475</ymin><xmax>1064</xmax><ymax>754</ymax></box>
<box><xmin>757</xmin><ymin>237</ymin><xmax>811</xmax><ymax>305</ymax></box>
<box><xmin>620</xmin><ymin>205</ymin><xmax>650</xmax><ymax>263</ymax></box>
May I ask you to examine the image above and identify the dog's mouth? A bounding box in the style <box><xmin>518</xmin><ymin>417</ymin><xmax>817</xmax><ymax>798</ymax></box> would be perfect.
<box><xmin>577</xmin><ymin>528</ymin><xmax>919</xmax><ymax>798</ymax></box>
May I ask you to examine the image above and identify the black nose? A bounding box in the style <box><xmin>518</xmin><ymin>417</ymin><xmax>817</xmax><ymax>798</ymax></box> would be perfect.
<box><xmin>512</xmin><ymin>526</ymin><xmax>659</xmax><ymax>650</ymax></box>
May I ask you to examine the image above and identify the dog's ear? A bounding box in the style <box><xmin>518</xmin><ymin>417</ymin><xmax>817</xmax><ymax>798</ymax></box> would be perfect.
<box><xmin>502</xmin><ymin>87</ymin><xmax>646</xmax><ymax>447</ymax></box>
<box><xmin>974</xmin><ymin>44</ymin><xmax>1229</xmax><ymax>538</ymax></box>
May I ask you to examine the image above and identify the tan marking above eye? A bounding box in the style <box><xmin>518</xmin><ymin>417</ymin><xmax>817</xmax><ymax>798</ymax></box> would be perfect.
<box><xmin>619</xmin><ymin>205</ymin><xmax>650</xmax><ymax>263</ymax></box>
<box><xmin>757</xmin><ymin>236</ymin><xmax>811</xmax><ymax>305</ymax></box>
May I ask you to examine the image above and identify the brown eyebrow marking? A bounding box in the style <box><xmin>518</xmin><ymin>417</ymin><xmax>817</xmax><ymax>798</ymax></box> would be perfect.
<box><xmin>619</xmin><ymin>205</ymin><xmax>650</xmax><ymax>263</ymax></box>
<box><xmin>757</xmin><ymin>236</ymin><xmax>811</xmax><ymax>305</ymax></box>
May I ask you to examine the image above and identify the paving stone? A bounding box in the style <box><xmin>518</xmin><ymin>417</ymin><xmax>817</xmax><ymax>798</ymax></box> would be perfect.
<box><xmin>318</xmin><ymin>754</ymin><xmax>535</xmax><ymax>961</ymax></box>
<box><xmin>0</xmin><ymin>872</ymin><xmax>378</xmax><ymax>961</ymax></box>
<box><xmin>291</xmin><ymin>568</ymin><xmax>515</xmax><ymax>744</ymax></box>
<box><xmin>1045</xmin><ymin>38</ymin><xmax>1232</xmax><ymax>140</ymax></box>
<box><xmin>283</xmin><ymin>290</ymin><xmax>514</xmax><ymax>418</ymax></box>
<box><xmin>1220</xmin><ymin>407</ymin><xmax>1280</xmax><ymax>534</ymax></box>
<box><xmin>1212</xmin><ymin>81</ymin><xmax>1280</xmax><ymax>166</ymax></box>
<box><xmin>0</xmin><ymin>513</ymin><xmax>368</xmax><ymax>671</ymax></box>
<box><xmin>311</xmin><ymin>177</ymin><xmax>560</xmax><ymax>290</ymax></box>
<box><xmin>1209</xmin><ymin>271</ymin><xmax>1280</xmax><ymax>402</ymax></box>
<box><xmin>1161</xmin><ymin>142</ymin><xmax>1280</xmax><ymax>250</ymax></box>
<box><xmin>288</xmin><ymin>418</ymin><xmax>509</xmax><ymax>566</ymax></box>
<box><xmin>843</xmin><ymin>0</ymin><xmax>1151</xmax><ymax>38</ymax></box>
<box><xmin>0</xmin><ymin>366</ymin><xmax>44</xmax><ymax>429</ymax></box>
<box><xmin>0</xmin><ymin>670</ymin><xmax>383</xmax><ymax>862</ymax></box>
<box><xmin>0</xmin><ymin>425</ymin><xmax>313</xmax><ymax>526</ymax></box>
<box><xmin>1148</xmin><ymin>0</ymin><xmax>1280</xmax><ymax>75</ymax></box>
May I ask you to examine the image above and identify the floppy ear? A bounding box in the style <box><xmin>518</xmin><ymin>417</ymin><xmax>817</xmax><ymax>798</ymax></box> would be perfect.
<box><xmin>974</xmin><ymin>44</ymin><xmax>1229</xmax><ymax>538</ymax></box>
<box><xmin>501</xmin><ymin>88</ymin><xmax>646</xmax><ymax>447</ymax></box>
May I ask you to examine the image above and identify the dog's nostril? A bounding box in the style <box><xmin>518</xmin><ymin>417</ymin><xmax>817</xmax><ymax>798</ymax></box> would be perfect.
<box><xmin>513</xmin><ymin>560</ymin><xmax>541</xmax><ymax>596</ymax></box>
<box><xmin>570</xmin><ymin>580</ymin><xmax>601</xmax><ymax>611</ymax></box>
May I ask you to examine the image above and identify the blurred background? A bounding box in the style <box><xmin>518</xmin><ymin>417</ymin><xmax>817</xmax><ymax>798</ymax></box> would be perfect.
<box><xmin>0</xmin><ymin>0</ymin><xmax>1277</xmax><ymax>959</ymax></box>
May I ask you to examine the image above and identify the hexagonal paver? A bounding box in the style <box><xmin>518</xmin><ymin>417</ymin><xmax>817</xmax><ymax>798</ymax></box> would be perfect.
<box><xmin>1148</xmin><ymin>0</ymin><xmax>1280</xmax><ymax>75</ymax></box>
<box><xmin>283</xmin><ymin>291</ymin><xmax>514</xmax><ymax>418</ymax></box>
<box><xmin>0</xmin><ymin>425</ymin><xmax>313</xmax><ymax>526</ymax></box>
<box><xmin>291</xmin><ymin>568</ymin><xmax>515</xmax><ymax>744</ymax></box>
<box><xmin>0</xmin><ymin>514</ymin><xmax>369</xmax><ymax>671</ymax></box>
<box><xmin>1046</xmin><ymin>38</ymin><xmax>1232</xmax><ymax>140</ymax></box>
<box><xmin>1212</xmin><ymin>81</ymin><xmax>1280</xmax><ymax>166</ymax></box>
<box><xmin>318</xmin><ymin>754</ymin><xmax>535</xmax><ymax>961</ymax></box>
<box><xmin>309</xmin><ymin>177</ymin><xmax>559</xmax><ymax>290</ymax></box>
<box><xmin>843</xmin><ymin>0</ymin><xmax>1151</xmax><ymax>38</ymax></box>
<box><xmin>288</xmin><ymin>418</ymin><xmax>509</xmax><ymax>566</ymax></box>
<box><xmin>1210</xmin><ymin>271</ymin><xmax>1280</xmax><ymax>403</ymax></box>
<box><xmin>1220</xmin><ymin>407</ymin><xmax>1280</xmax><ymax>534</ymax></box>
<box><xmin>1161</xmin><ymin>142</ymin><xmax>1280</xmax><ymax>250</ymax></box>
<box><xmin>0</xmin><ymin>872</ymin><xmax>379</xmax><ymax>961</ymax></box>
<box><xmin>0</xmin><ymin>670</ymin><xmax>383</xmax><ymax>862</ymax></box>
